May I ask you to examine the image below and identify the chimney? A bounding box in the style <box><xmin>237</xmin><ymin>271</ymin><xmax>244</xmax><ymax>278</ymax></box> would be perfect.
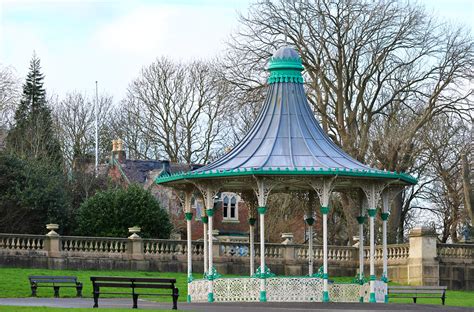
<box><xmin>112</xmin><ymin>139</ymin><xmax>126</xmax><ymax>163</ymax></box>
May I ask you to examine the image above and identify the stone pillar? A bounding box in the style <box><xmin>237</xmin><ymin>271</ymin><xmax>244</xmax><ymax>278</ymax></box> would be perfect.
<box><xmin>249</xmin><ymin>218</ymin><xmax>256</xmax><ymax>276</ymax></box>
<box><xmin>127</xmin><ymin>227</ymin><xmax>144</xmax><ymax>260</ymax></box>
<box><xmin>408</xmin><ymin>227</ymin><xmax>439</xmax><ymax>286</ymax></box>
<box><xmin>45</xmin><ymin>224</ymin><xmax>60</xmax><ymax>258</ymax></box>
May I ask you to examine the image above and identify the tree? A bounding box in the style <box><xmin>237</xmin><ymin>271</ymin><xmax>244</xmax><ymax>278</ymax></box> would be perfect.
<box><xmin>77</xmin><ymin>184</ymin><xmax>172</xmax><ymax>238</ymax></box>
<box><xmin>0</xmin><ymin>64</ymin><xmax>20</xmax><ymax>129</ymax></box>
<box><xmin>0</xmin><ymin>152</ymin><xmax>70</xmax><ymax>234</ymax></box>
<box><xmin>52</xmin><ymin>91</ymin><xmax>114</xmax><ymax>171</ymax></box>
<box><xmin>119</xmin><ymin>58</ymin><xmax>232</xmax><ymax>164</ymax></box>
<box><xmin>225</xmin><ymin>0</ymin><xmax>474</xmax><ymax>242</ymax></box>
<box><xmin>6</xmin><ymin>54</ymin><xmax>62</xmax><ymax>164</ymax></box>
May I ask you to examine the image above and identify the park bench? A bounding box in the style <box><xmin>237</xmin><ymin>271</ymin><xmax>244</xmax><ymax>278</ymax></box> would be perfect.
<box><xmin>388</xmin><ymin>285</ymin><xmax>447</xmax><ymax>305</ymax></box>
<box><xmin>90</xmin><ymin>276</ymin><xmax>179</xmax><ymax>310</ymax></box>
<box><xmin>28</xmin><ymin>275</ymin><xmax>83</xmax><ymax>298</ymax></box>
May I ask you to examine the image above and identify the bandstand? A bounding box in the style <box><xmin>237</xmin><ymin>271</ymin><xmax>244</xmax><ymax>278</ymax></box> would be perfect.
<box><xmin>155</xmin><ymin>47</ymin><xmax>417</xmax><ymax>304</ymax></box>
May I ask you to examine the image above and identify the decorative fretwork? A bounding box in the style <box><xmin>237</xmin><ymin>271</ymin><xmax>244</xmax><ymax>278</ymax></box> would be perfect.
<box><xmin>381</xmin><ymin>187</ymin><xmax>403</xmax><ymax>213</ymax></box>
<box><xmin>362</xmin><ymin>280</ymin><xmax>386</xmax><ymax>303</ymax></box>
<box><xmin>352</xmin><ymin>273</ymin><xmax>367</xmax><ymax>285</ymax></box>
<box><xmin>241</xmin><ymin>190</ymin><xmax>258</xmax><ymax>219</ymax></box>
<box><xmin>188</xmin><ymin>279</ymin><xmax>208</xmax><ymax>302</ymax></box>
<box><xmin>266</xmin><ymin>277</ymin><xmax>323</xmax><ymax>302</ymax></box>
<box><xmin>204</xmin><ymin>266</ymin><xmax>222</xmax><ymax>281</ymax></box>
<box><xmin>213</xmin><ymin>278</ymin><xmax>260</xmax><ymax>302</ymax></box>
<box><xmin>159</xmin><ymin>276</ymin><xmax>380</xmax><ymax>303</ymax></box>
<box><xmin>360</xmin><ymin>182</ymin><xmax>386</xmax><ymax>209</ymax></box>
<box><xmin>308</xmin><ymin>177</ymin><xmax>336</xmax><ymax>207</ymax></box>
<box><xmin>311</xmin><ymin>266</ymin><xmax>324</xmax><ymax>278</ymax></box>
<box><xmin>252</xmin><ymin>265</ymin><xmax>275</xmax><ymax>279</ymax></box>
<box><xmin>193</xmin><ymin>181</ymin><xmax>220</xmax><ymax>210</ymax></box>
<box><xmin>253</xmin><ymin>177</ymin><xmax>279</xmax><ymax>207</ymax></box>
<box><xmin>329</xmin><ymin>283</ymin><xmax>362</xmax><ymax>302</ymax></box>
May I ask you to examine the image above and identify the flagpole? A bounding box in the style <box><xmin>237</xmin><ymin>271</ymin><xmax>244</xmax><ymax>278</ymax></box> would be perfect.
<box><xmin>95</xmin><ymin>81</ymin><xmax>99</xmax><ymax>175</ymax></box>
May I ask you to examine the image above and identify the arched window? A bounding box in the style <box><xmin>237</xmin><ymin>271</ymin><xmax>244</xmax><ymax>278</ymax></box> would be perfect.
<box><xmin>230</xmin><ymin>196</ymin><xmax>236</xmax><ymax>218</ymax></box>
<box><xmin>223</xmin><ymin>196</ymin><xmax>229</xmax><ymax>218</ymax></box>
<box><xmin>221</xmin><ymin>192</ymin><xmax>239</xmax><ymax>221</ymax></box>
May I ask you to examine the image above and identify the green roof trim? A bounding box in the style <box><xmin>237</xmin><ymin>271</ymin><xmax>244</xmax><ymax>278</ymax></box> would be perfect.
<box><xmin>155</xmin><ymin>167</ymin><xmax>417</xmax><ymax>185</ymax></box>
<box><xmin>267</xmin><ymin>56</ymin><xmax>304</xmax><ymax>84</ymax></box>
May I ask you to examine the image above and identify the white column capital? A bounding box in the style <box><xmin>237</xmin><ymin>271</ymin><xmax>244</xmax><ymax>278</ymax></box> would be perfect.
<box><xmin>308</xmin><ymin>177</ymin><xmax>335</xmax><ymax>207</ymax></box>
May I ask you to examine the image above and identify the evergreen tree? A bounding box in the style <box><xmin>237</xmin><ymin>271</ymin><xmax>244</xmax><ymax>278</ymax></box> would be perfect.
<box><xmin>7</xmin><ymin>53</ymin><xmax>62</xmax><ymax>164</ymax></box>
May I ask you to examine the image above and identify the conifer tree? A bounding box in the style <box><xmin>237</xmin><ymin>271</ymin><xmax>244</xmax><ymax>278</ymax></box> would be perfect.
<box><xmin>7</xmin><ymin>53</ymin><xmax>62</xmax><ymax>164</ymax></box>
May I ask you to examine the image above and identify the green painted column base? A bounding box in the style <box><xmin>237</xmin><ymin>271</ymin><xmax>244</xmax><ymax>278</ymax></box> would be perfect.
<box><xmin>369</xmin><ymin>292</ymin><xmax>376</xmax><ymax>303</ymax></box>
<box><xmin>322</xmin><ymin>291</ymin><xmax>329</xmax><ymax>302</ymax></box>
<box><xmin>359</xmin><ymin>296</ymin><xmax>364</xmax><ymax>303</ymax></box>
<box><xmin>187</xmin><ymin>294</ymin><xmax>191</xmax><ymax>303</ymax></box>
<box><xmin>384</xmin><ymin>294</ymin><xmax>388</xmax><ymax>303</ymax></box>
<box><xmin>208</xmin><ymin>292</ymin><xmax>214</xmax><ymax>302</ymax></box>
<box><xmin>259</xmin><ymin>290</ymin><xmax>267</xmax><ymax>302</ymax></box>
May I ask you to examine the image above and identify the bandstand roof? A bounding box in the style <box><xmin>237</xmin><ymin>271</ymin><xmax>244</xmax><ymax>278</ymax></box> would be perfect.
<box><xmin>155</xmin><ymin>47</ymin><xmax>417</xmax><ymax>191</ymax></box>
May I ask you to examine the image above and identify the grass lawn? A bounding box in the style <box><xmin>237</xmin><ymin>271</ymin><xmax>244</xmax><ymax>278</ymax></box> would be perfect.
<box><xmin>0</xmin><ymin>268</ymin><xmax>198</xmax><ymax>302</ymax></box>
<box><xmin>0</xmin><ymin>268</ymin><xmax>472</xmax><ymax>307</ymax></box>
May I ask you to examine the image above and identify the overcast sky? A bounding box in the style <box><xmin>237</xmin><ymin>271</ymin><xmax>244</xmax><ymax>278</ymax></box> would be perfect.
<box><xmin>1</xmin><ymin>0</ymin><xmax>473</xmax><ymax>102</ymax></box>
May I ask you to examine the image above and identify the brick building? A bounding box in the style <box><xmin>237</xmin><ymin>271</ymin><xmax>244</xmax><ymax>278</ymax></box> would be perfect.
<box><xmin>106</xmin><ymin>139</ymin><xmax>251</xmax><ymax>242</ymax></box>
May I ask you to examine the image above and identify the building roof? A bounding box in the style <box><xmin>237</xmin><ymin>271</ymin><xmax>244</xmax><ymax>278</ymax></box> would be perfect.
<box><xmin>156</xmin><ymin>47</ymin><xmax>416</xmax><ymax>187</ymax></box>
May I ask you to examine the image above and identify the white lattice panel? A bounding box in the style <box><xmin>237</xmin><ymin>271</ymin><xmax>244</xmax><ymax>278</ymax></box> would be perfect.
<box><xmin>266</xmin><ymin>277</ymin><xmax>323</xmax><ymax>302</ymax></box>
<box><xmin>362</xmin><ymin>283</ymin><xmax>370</xmax><ymax>303</ymax></box>
<box><xmin>329</xmin><ymin>283</ymin><xmax>361</xmax><ymax>302</ymax></box>
<box><xmin>188</xmin><ymin>279</ymin><xmax>208</xmax><ymax>302</ymax></box>
<box><xmin>361</xmin><ymin>281</ymin><xmax>386</xmax><ymax>303</ymax></box>
<box><xmin>374</xmin><ymin>280</ymin><xmax>387</xmax><ymax>302</ymax></box>
<box><xmin>214</xmin><ymin>278</ymin><xmax>260</xmax><ymax>302</ymax></box>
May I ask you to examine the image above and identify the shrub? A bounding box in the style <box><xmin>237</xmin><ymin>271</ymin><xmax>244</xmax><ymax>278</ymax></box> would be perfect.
<box><xmin>77</xmin><ymin>184</ymin><xmax>172</xmax><ymax>238</ymax></box>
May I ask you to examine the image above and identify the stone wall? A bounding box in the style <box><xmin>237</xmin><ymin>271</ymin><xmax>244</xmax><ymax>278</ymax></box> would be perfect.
<box><xmin>0</xmin><ymin>227</ymin><xmax>473</xmax><ymax>290</ymax></box>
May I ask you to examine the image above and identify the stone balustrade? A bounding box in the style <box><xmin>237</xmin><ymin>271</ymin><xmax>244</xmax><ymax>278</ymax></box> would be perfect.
<box><xmin>0</xmin><ymin>228</ymin><xmax>473</xmax><ymax>290</ymax></box>
<box><xmin>437</xmin><ymin>243</ymin><xmax>474</xmax><ymax>259</ymax></box>
<box><xmin>361</xmin><ymin>244</ymin><xmax>410</xmax><ymax>262</ymax></box>
<box><xmin>61</xmin><ymin>236</ymin><xmax>128</xmax><ymax>254</ymax></box>
<box><xmin>0</xmin><ymin>233</ymin><xmax>45</xmax><ymax>251</ymax></box>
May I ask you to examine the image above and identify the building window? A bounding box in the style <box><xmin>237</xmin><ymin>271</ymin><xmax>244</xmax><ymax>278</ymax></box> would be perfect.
<box><xmin>222</xmin><ymin>192</ymin><xmax>239</xmax><ymax>221</ymax></box>
<box><xmin>192</xmin><ymin>197</ymin><xmax>204</xmax><ymax>220</ymax></box>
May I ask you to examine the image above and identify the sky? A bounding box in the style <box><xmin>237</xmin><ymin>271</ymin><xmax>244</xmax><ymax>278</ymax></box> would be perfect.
<box><xmin>0</xmin><ymin>0</ymin><xmax>473</xmax><ymax>102</ymax></box>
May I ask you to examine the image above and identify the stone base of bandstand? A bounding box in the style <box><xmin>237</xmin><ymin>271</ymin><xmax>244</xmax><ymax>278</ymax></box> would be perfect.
<box><xmin>188</xmin><ymin>277</ymin><xmax>386</xmax><ymax>303</ymax></box>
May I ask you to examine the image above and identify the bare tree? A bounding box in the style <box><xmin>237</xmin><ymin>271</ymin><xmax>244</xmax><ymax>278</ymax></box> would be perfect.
<box><xmin>0</xmin><ymin>65</ymin><xmax>20</xmax><ymax>129</ymax></box>
<box><xmin>121</xmin><ymin>58</ymin><xmax>231</xmax><ymax>164</ymax></box>
<box><xmin>52</xmin><ymin>91</ymin><xmax>114</xmax><ymax>170</ymax></box>
<box><xmin>225</xmin><ymin>0</ymin><xmax>474</xmax><ymax>242</ymax></box>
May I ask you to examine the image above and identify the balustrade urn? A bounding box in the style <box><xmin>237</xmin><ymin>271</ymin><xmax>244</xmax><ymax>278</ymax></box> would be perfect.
<box><xmin>127</xmin><ymin>227</ymin><xmax>144</xmax><ymax>260</ymax></box>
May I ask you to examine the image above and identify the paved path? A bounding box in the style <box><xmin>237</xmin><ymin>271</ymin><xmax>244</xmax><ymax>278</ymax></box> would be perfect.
<box><xmin>0</xmin><ymin>298</ymin><xmax>471</xmax><ymax>311</ymax></box>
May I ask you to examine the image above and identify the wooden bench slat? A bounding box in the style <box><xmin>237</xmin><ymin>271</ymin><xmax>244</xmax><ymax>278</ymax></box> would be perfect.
<box><xmin>93</xmin><ymin>283</ymin><xmax>174</xmax><ymax>289</ymax></box>
<box><xmin>389</xmin><ymin>286</ymin><xmax>446</xmax><ymax>290</ymax></box>
<box><xmin>389</xmin><ymin>290</ymin><xmax>445</xmax><ymax>294</ymax></box>
<box><xmin>90</xmin><ymin>277</ymin><xmax>176</xmax><ymax>283</ymax></box>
